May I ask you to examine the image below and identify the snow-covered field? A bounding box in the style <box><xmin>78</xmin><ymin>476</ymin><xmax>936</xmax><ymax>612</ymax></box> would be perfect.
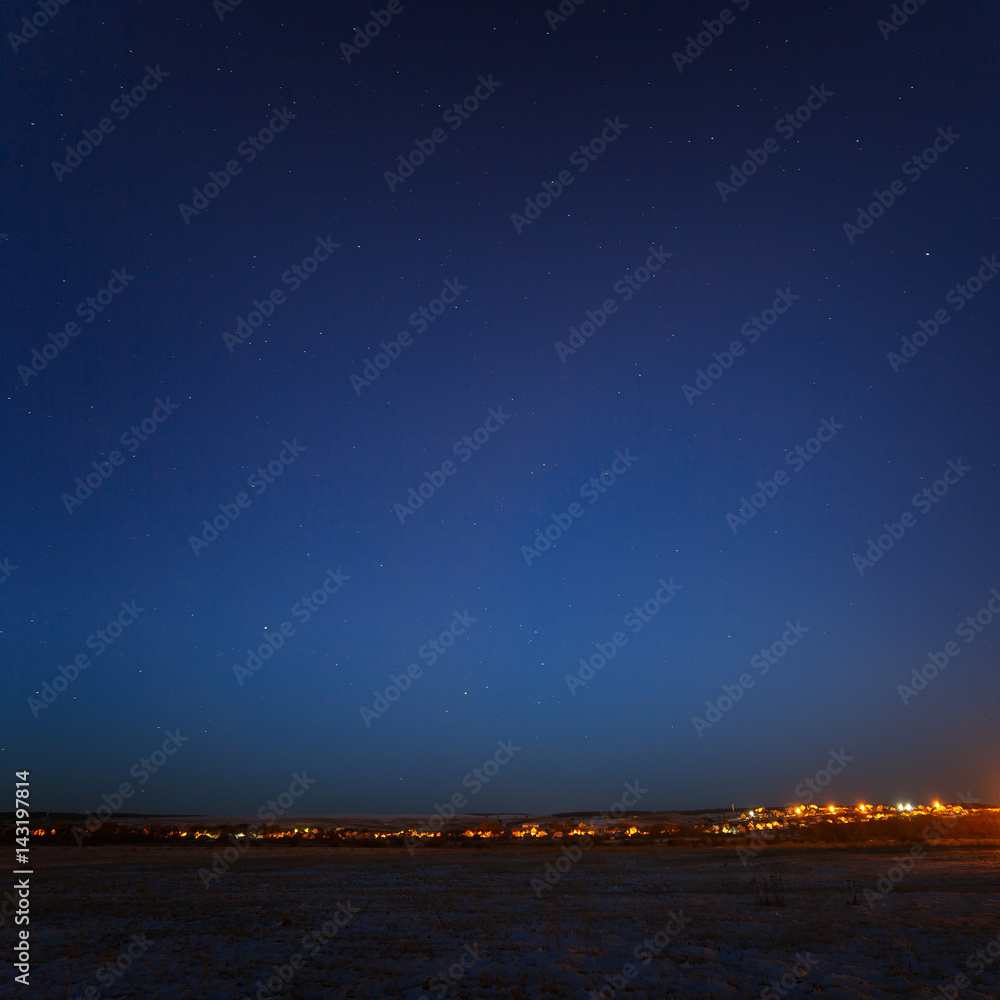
<box><xmin>31</xmin><ymin>845</ymin><xmax>1000</xmax><ymax>999</ymax></box>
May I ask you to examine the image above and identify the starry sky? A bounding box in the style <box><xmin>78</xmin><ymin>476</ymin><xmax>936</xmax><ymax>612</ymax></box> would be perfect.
<box><xmin>4</xmin><ymin>0</ymin><xmax>1000</xmax><ymax>817</ymax></box>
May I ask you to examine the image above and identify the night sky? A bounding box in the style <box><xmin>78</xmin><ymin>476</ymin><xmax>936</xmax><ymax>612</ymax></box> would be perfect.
<box><xmin>5</xmin><ymin>0</ymin><xmax>999</xmax><ymax>818</ymax></box>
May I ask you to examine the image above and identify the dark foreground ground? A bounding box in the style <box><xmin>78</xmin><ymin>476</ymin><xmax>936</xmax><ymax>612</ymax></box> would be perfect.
<box><xmin>17</xmin><ymin>844</ymin><xmax>1000</xmax><ymax>999</ymax></box>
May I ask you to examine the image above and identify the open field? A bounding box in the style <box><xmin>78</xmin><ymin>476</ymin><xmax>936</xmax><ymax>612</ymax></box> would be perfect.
<box><xmin>21</xmin><ymin>844</ymin><xmax>1000</xmax><ymax>999</ymax></box>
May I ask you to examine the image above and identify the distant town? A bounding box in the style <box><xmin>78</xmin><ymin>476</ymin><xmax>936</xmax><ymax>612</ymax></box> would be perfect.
<box><xmin>5</xmin><ymin>800</ymin><xmax>999</xmax><ymax>847</ymax></box>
